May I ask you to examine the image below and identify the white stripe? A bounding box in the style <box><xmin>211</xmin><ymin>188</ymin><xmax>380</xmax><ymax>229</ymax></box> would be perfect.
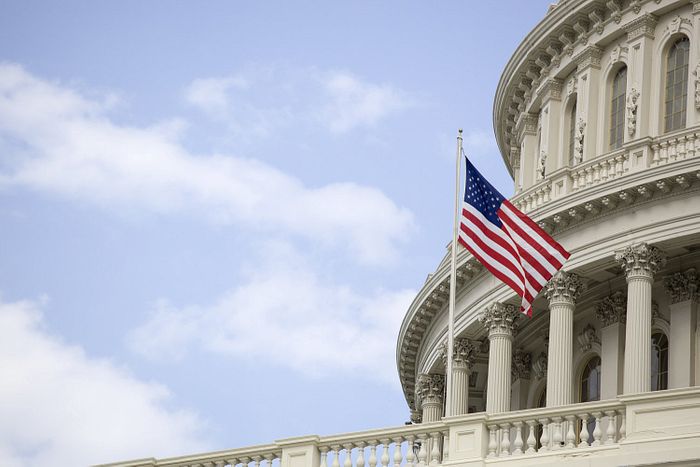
<box><xmin>457</xmin><ymin>230</ymin><xmax>525</xmax><ymax>296</ymax></box>
<box><xmin>462</xmin><ymin>204</ymin><xmax>527</xmax><ymax>279</ymax></box>
<box><xmin>500</xmin><ymin>223</ymin><xmax>552</xmax><ymax>286</ymax></box>
<box><xmin>500</xmin><ymin>211</ymin><xmax>560</xmax><ymax>277</ymax></box>
<box><xmin>500</xmin><ymin>202</ymin><xmax>568</xmax><ymax>265</ymax></box>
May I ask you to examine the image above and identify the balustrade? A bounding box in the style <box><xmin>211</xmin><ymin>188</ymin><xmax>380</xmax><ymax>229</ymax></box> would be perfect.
<box><xmin>512</xmin><ymin>126</ymin><xmax>700</xmax><ymax>214</ymax></box>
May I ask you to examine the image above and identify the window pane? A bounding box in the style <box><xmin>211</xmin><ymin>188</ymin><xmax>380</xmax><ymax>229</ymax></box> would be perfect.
<box><xmin>664</xmin><ymin>37</ymin><xmax>690</xmax><ymax>133</ymax></box>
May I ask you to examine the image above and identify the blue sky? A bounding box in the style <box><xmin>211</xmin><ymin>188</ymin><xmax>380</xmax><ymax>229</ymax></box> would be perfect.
<box><xmin>0</xmin><ymin>2</ymin><xmax>552</xmax><ymax>465</ymax></box>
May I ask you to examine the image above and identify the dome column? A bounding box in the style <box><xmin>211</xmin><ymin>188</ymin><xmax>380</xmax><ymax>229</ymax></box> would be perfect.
<box><xmin>442</xmin><ymin>338</ymin><xmax>479</xmax><ymax>416</ymax></box>
<box><xmin>572</xmin><ymin>46</ymin><xmax>602</xmax><ymax>161</ymax></box>
<box><xmin>416</xmin><ymin>373</ymin><xmax>445</xmax><ymax>423</ymax></box>
<box><xmin>616</xmin><ymin>243</ymin><xmax>666</xmax><ymax>394</ymax></box>
<box><xmin>480</xmin><ymin>303</ymin><xmax>519</xmax><ymax>414</ymax></box>
<box><xmin>544</xmin><ymin>271</ymin><xmax>585</xmax><ymax>407</ymax></box>
<box><xmin>622</xmin><ymin>14</ymin><xmax>657</xmax><ymax>141</ymax></box>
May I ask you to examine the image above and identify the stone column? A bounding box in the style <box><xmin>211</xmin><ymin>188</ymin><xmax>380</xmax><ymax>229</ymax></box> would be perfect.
<box><xmin>544</xmin><ymin>271</ymin><xmax>585</xmax><ymax>407</ymax></box>
<box><xmin>572</xmin><ymin>46</ymin><xmax>602</xmax><ymax>160</ymax></box>
<box><xmin>616</xmin><ymin>243</ymin><xmax>666</xmax><ymax>394</ymax></box>
<box><xmin>442</xmin><ymin>338</ymin><xmax>479</xmax><ymax>416</ymax></box>
<box><xmin>511</xmin><ymin>348</ymin><xmax>532</xmax><ymax>411</ymax></box>
<box><xmin>664</xmin><ymin>268</ymin><xmax>699</xmax><ymax>389</ymax></box>
<box><xmin>623</xmin><ymin>13</ymin><xmax>657</xmax><ymax>140</ymax></box>
<box><xmin>595</xmin><ymin>292</ymin><xmax>627</xmax><ymax>399</ymax></box>
<box><xmin>480</xmin><ymin>303</ymin><xmax>519</xmax><ymax>414</ymax></box>
<box><xmin>416</xmin><ymin>373</ymin><xmax>445</xmax><ymax>422</ymax></box>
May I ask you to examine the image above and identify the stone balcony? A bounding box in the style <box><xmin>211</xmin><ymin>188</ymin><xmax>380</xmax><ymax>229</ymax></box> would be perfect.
<box><xmin>99</xmin><ymin>386</ymin><xmax>700</xmax><ymax>467</ymax></box>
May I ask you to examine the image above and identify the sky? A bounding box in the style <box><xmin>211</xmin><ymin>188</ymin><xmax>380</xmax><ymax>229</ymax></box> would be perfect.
<box><xmin>0</xmin><ymin>1</ymin><xmax>552</xmax><ymax>465</ymax></box>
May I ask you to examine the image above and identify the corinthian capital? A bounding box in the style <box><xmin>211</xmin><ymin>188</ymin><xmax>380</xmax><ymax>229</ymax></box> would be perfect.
<box><xmin>595</xmin><ymin>291</ymin><xmax>627</xmax><ymax>326</ymax></box>
<box><xmin>479</xmin><ymin>302</ymin><xmax>519</xmax><ymax>337</ymax></box>
<box><xmin>415</xmin><ymin>373</ymin><xmax>445</xmax><ymax>407</ymax></box>
<box><xmin>440</xmin><ymin>338</ymin><xmax>479</xmax><ymax>371</ymax></box>
<box><xmin>615</xmin><ymin>243</ymin><xmax>666</xmax><ymax>281</ymax></box>
<box><xmin>544</xmin><ymin>270</ymin><xmax>586</xmax><ymax>304</ymax></box>
<box><xmin>664</xmin><ymin>268</ymin><xmax>699</xmax><ymax>304</ymax></box>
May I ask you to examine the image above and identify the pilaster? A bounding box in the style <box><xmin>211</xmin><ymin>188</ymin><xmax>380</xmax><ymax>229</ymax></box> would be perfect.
<box><xmin>544</xmin><ymin>271</ymin><xmax>585</xmax><ymax>407</ymax></box>
<box><xmin>480</xmin><ymin>303</ymin><xmax>519</xmax><ymax>414</ymax></box>
<box><xmin>595</xmin><ymin>291</ymin><xmax>627</xmax><ymax>399</ymax></box>
<box><xmin>573</xmin><ymin>46</ymin><xmax>602</xmax><ymax>162</ymax></box>
<box><xmin>623</xmin><ymin>14</ymin><xmax>657</xmax><ymax>140</ymax></box>
<box><xmin>616</xmin><ymin>243</ymin><xmax>667</xmax><ymax>394</ymax></box>
<box><xmin>664</xmin><ymin>268</ymin><xmax>699</xmax><ymax>389</ymax></box>
<box><xmin>511</xmin><ymin>348</ymin><xmax>532</xmax><ymax>411</ymax></box>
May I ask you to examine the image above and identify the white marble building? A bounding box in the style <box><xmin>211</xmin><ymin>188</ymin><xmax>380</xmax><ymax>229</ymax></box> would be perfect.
<box><xmin>103</xmin><ymin>0</ymin><xmax>700</xmax><ymax>466</ymax></box>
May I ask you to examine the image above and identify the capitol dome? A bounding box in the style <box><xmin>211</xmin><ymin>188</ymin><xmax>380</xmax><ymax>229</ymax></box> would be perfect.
<box><xmin>104</xmin><ymin>1</ymin><xmax>700</xmax><ymax>466</ymax></box>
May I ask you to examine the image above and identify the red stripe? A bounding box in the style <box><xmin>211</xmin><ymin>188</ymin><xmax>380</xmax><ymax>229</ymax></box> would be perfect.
<box><xmin>498</xmin><ymin>209</ymin><xmax>564</xmax><ymax>271</ymax></box>
<box><xmin>463</xmin><ymin>209</ymin><xmax>521</xmax><ymax>265</ymax></box>
<box><xmin>502</xmin><ymin>200</ymin><xmax>571</xmax><ymax>260</ymax></box>
<box><xmin>458</xmin><ymin>231</ymin><xmax>525</xmax><ymax>297</ymax></box>
<box><xmin>459</xmin><ymin>224</ymin><xmax>526</xmax><ymax>292</ymax></box>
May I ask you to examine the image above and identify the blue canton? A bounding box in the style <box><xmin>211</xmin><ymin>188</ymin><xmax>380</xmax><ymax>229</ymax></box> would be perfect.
<box><xmin>464</xmin><ymin>159</ymin><xmax>506</xmax><ymax>228</ymax></box>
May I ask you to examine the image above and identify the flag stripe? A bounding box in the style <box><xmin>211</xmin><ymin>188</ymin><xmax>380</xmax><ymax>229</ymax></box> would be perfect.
<box><xmin>460</xmin><ymin>159</ymin><xmax>571</xmax><ymax>315</ymax></box>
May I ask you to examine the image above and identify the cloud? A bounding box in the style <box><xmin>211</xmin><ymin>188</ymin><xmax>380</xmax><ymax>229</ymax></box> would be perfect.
<box><xmin>0</xmin><ymin>296</ymin><xmax>208</xmax><ymax>467</ymax></box>
<box><xmin>184</xmin><ymin>76</ymin><xmax>248</xmax><ymax>117</ymax></box>
<box><xmin>0</xmin><ymin>63</ymin><xmax>414</xmax><ymax>264</ymax></box>
<box><xmin>183</xmin><ymin>66</ymin><xmax>412</xmax><ymax>135</ymax></box>
<box><xmin>320</xmin><ymin>71</ymin><xmax>411</xmax><ymax>133</ymax></box>
<box><xmin>127</xmin><ymin>242</ymin><xmax>416</xmax><ymax>384</ymax></box>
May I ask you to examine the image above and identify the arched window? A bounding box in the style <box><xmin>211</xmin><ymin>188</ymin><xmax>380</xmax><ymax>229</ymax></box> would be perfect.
<box><xmin>580</xmin><ymin>356</ymin><xmax>602</xmax><ymax>402</ymax></box>
<box><xmin>579</xmin><ymin>356</ymin><xmax>601</xmax><ymax>445</ymax></box>
<box><xmin>610</xmin><ymin>67</ymin><xmax>627</xmax><ymax>149</ymax></box>
<box><xmin>568</xmin><ymin>98</ymin><xmax>577</xmax><ymax>165</ymax></box>
<box><xmin>664</xmin><ymin>37</ymin><xmax>690</xmax><ymax>133</ymax></box>
<box><xmin>651</xmin><ymin>332</ymin><xmax>669</xmax><ymax>391</ymax></box>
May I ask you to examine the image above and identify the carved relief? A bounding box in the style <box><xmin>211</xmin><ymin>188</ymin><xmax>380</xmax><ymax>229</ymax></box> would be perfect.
<box><xmin>663</xmin><ymin>268</ymin><xmax>699</xmax><ymax>304</ymax></box>
<box><xmin>577</xmin><ymin>324</ymin><xmax>600</xmax><ymax>352</ymax></box>
<box><xmin>626</xmin><ymin>88</ymin><xmax>640</xmax><ymax>136</ymax></box>
<box><xmin>667</xmin><ymin>15</ymin><xmax>691</xmax><ymax>35</ymax></box>
<box><xmin>566</xmin><ymin>76</ymin><xmax>577</xmax><ymax>96</ymax></box>
<box><xmin>537</xmin><ymin>150</ymin><xmax>547</xmax><ymax>180</ymax></box>
<box><xmin>693</xmin><ymin>64</ymin><xmax>700</xmax><ymax>111</ymax></box>
<box><xmin>610</xmin><ymin>44</ymin><xmax>627</xmax><ymax>63</ymax></box>
<box><xmin>532</xmin><ymin>352</ymin><xmax>548</xmax><ymax>380</ymax></box>
<box><xmin>595</xmin><ymin>291</ymin><xmax>627</xmax><ymax>326</ymax></box>
<box><xmin>574</xmin><ymin>118</ymin><xmax>586</xmax><ymax>163</ymax></box>
<box><xmin>511</xmin><ymin>348</ymin><xmax>532</xmax><ymax>381</ymax></box>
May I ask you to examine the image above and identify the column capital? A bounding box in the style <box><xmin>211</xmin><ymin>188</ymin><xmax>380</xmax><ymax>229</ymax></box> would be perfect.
<box><xmin>615</xmin><ymin>243</ymin><xmax>666</xmax><ymax>281</ymax></box>
<box><xmin>440</xmin><ymin>338</ymin><xmax>480</xmax><ymax>371</ymax></box>
<box><xmin>415</xmin><ymin>373</ymin><xmax>445</xmax><ymax>407</ymax></box>
<box><xmin>623</xmin><ymin>13</ymin><xmax>657</xmax><ymax>41</ymax></box>
<box><xmin>545</xmin><ymin>270</ymin><xmax>586</xmax><ymax>305</ymax></box>
<box><xmin>595</xmin><ymin>291</ymin><xmax>627</xmax><ymax>327</ymax></box>
<box><xmin>479</xmin><ymin>302</ymin><xmax>519</xmax><ymax>337</ymax></box>
<box><xmin>511</xmin><ymin>348</ymin><xmax>531</xmax><ymax>381</ymax></box>
<box><xmin>663</xmin><ymin>268</ymin><xmax>699</xmax><ymax>304</ymax></box>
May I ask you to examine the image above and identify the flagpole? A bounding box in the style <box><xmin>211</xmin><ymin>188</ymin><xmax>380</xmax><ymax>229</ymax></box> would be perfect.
<box><xmin>446</xmin><ymin>129</ymin><xmax>463</xmax><ymax>417</ymax></box>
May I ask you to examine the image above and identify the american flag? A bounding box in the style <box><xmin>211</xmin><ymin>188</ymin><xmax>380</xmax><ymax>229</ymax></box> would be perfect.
<box><xmin>458</xmin><ymin>159</ymin><xmax>570</xmax><ymax>316</ymax></box>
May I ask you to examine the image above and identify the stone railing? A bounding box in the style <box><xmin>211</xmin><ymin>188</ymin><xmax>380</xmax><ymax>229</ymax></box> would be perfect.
<box><xmin>483</xmin><ymin>399</ymin><xmax>624</xmax><ymax>458</ymax></box>
<box><xmin>100</xmin><ymin>387</ymin><xmax>700</xmax><ymax>467</ymax></box>
<box><xmin>512</xmin><ymin>126</ymin><xmax>700</xmax><ymax>214</ymax></box>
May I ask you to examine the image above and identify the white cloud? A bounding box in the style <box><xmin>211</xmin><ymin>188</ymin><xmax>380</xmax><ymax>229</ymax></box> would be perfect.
<box><xmin>0</xmin><ymin>63</ymin><xmax>414</xmax><ymax>264</ymax></box>
<box><xmin>183</xmin><ymin>66</ymin><xmax>412</xmax><ymax>135</ymax></box>
<box><xmin>184</xmin><ymin>76</ymin><xmax>248</xmax><ymax>117</ymax></box>
<box><xmin>320</xmin><ymin>71</ymin><xmax>411</xmax><ymax>133</ymax></box>
<box><xmin>127</xmin><ymin>242</ymin><xmax>416</xmax><ymax>384</ymax></box>
<box><xmin>0</xmin><ymin>297</ymin><xmax>208</xmax><ymax>467</ymax></box>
